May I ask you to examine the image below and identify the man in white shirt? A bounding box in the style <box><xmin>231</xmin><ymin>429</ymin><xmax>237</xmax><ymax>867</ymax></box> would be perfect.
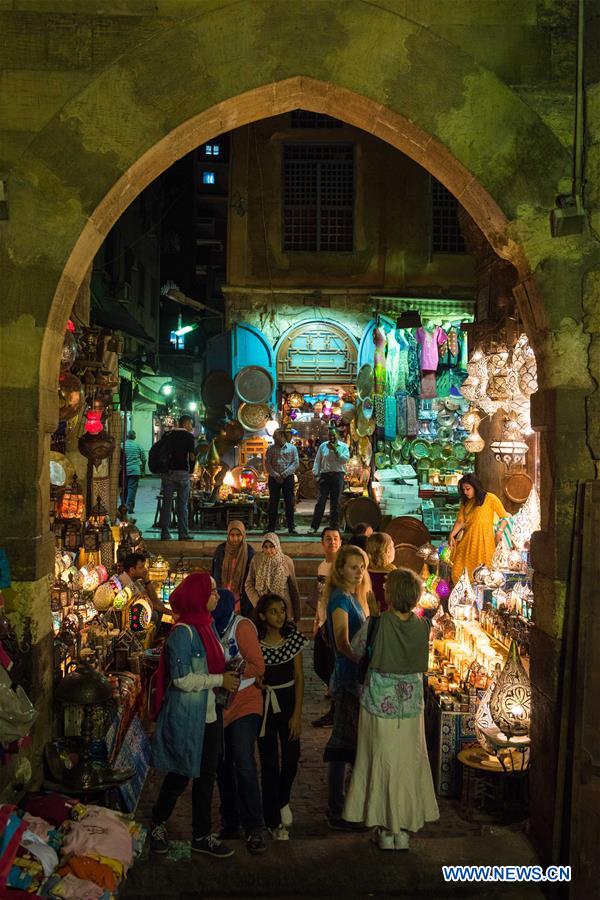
<box><xmin>265</xmin><ymin>428</ymin><xmax>299</xmax><ymax>534</ymax></box>
<box><xmin>308</xmin><ymin>427</ymin><xmax>350</xmax><ymax>534</ymax></box>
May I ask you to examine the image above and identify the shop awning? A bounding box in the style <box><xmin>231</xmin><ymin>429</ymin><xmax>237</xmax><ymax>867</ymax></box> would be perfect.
<box><xmin>93</xmin><ymin>305</ymin><xmax>155</xmax><ymax>344</ymax></box>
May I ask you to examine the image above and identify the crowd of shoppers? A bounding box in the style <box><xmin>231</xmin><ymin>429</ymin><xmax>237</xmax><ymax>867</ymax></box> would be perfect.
<box><xmin>148</xmin><ymin>515</ymin><xmax>439</xmax><ymax>858</ymax></box>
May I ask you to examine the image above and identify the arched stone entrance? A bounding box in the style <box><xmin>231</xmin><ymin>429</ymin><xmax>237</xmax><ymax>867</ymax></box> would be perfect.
<box><xmin>2</xmin><ymin>0</ymin><xmax>598</xmax><ymax>862</ymax></box>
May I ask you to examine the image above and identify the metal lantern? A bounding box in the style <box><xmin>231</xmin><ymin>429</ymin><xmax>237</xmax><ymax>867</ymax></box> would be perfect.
<box><xmin>448</xmin><ymin>570</ymin><xmax>476</xmax><ymax>618</ymax></box>
<box><xmin>78</xmin><ymin>430</ymin><xmax>116</xmax><ymax>469</ymax></box>
<box><xmin>288</xmin><ymin>391</ymin><xmax>304</xmax><ymax>409</ymax></box>
<box><xmin>55</xmin><ymin>666</ymin><xmax>114</xmax><ymax>789</ymax></box>
<box><xmin>148</xmin><ymin>555</ymin><xmax>170</xmax><ymax>586</ymax></box>
<box><xmin>58</xmin><ymin>373</ymin><xmax>85</xmax><ymax>421</ymax></box>
<box><xmin>83</xmin><ymin>522</ymin><xmax>101</xmax><ymax>552</ymax></box>
<box><xmin>64</xmin><ymin>521</ymin><xmax>83</xmax><ymax>550</ymax></box>
<box><xmin>58</xmin><ymin>476</ymin><xmax>85</xmax><ymax>520</ymax></box>
<box><xmin>463</xmin><ymin>429</ymin><xmax>485</xmax><ymax>453</ymax></box>
<box><xmin>88</xmin><ymin>495</ymin><xmax>112</xmax><ymax>543</ymax></box>
<box><xmin>486</xmin><ymin>343</ymin><xmax>510</xmax><ymax>375</ymax></box>
<box><xmin>51</xmin><ymin>577</ymin><xmax>70</xmax><ymax>611</ymax></box>
<box><xmin>489</xmin><ymin>640</ymin><xmax>531</xmax><ymax>738</ymax></box>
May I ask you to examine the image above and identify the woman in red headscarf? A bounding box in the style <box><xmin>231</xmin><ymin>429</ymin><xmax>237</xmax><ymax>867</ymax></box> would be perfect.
<box><xmin>150</xmin><ymin>572</ymin><xmax>241</xmax><ymax>858</ymax></box>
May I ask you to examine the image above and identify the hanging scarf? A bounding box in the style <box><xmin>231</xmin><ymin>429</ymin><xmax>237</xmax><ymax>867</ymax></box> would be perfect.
<box><xmin>220</xmin><ymin>520</ymin><xmax>249</xmax><ymax>601</ymax></box>
<box><xmin>153</xmin><ymin>572</ymin><xmax>225</xmax><ymax>718</ymax></box>
<box><xmin>213</xmin><ymin>588</ymin><xmax>236</xmax><ymax>637</ymax></box>
<box><xmin>254</xmin><ymin>533</ymin><xmax>289</xmax><ymax>597</ymax></box>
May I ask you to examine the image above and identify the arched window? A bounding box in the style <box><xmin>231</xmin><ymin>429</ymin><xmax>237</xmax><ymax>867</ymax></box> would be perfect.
<box><xmin>277</xmin><ymin>321</ymin><xmax>357</xmax><ymax>382</ymax></box>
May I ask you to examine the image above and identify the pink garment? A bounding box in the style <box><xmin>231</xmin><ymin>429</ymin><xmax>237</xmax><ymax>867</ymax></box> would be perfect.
<box><xmin>51</xmin><ymin>874</ymin><xmax>103</xmax><ymax>900</ymax></box>
<box><xmin>22</xmin><ymin>815</ymin><xmax>52</xmax><ymax>842</ymax></box>
<box><xmin>61</xmin><ymin>811</ymin><xmax>133</xmax><ymax>867</ymax></box>
<box><xmin>416</xmin><ymin>326</ymin><xmax>447</xmax><ymax>371</ymax></box>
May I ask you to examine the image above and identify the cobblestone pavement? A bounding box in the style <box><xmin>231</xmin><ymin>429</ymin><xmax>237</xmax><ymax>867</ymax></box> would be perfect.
<box><xmin>122</xmin><ymin>650</ymin><xmax>543</xmax><ymax>898</ymax></box>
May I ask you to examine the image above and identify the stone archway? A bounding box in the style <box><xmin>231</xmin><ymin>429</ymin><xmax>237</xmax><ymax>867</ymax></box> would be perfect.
<box><xmin>2</xmin><ymin>0</ymin><xmax>597</xmax><ymax>861</ymax></box>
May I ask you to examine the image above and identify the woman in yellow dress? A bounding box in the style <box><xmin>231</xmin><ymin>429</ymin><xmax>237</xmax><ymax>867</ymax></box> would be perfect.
<box><xmin>449</xmin><ymin>474</ymin><xmax>509</xmax><ymax>584</ymax></box>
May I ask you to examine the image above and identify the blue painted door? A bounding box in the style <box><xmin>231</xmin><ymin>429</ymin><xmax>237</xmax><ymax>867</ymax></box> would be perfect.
<box><xmin>232</xmin><ymin>322</ymin><xmax>276</xmax><ymax>402</ymax></box>
<box><xmin>205</xmin><ymin>329</ymin><xmax>232</xmax><ymax>375</ymax></box>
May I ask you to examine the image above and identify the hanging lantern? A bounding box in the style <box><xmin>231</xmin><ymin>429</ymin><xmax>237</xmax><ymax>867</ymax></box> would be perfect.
<box><xmin>511</xmin><ymin>486</ymin><xmax>541</xmax><ymax>550</ymax></box>
<box><xmin>460</xmin><ymin>406</ymin><xmax>481</xmax><ymax>431</ymax></box>
<box><xmin>58</xmin><ymin>477</ymin><xmax>85</xmax><ymax>520</ymax></box>
<box><xmin>128</xmin><ymin>597</ymin><xmax>152</xmax><ymax>633</ymax></box>
<box><xmin>472</xmin><ymin>565</ymin><xmax>491</xmax><ymax>585</ymax></box>
<box><xmin>113</xmin><ymin>584</ymin><xmax>133</xmax><ymax>611</ymax></box>
<box><xmin>486</xmin><ymin>362</ymin><xmax>513</xmax><ymax>401</ymax></box>
<box><xmin>448</xmin><ymin>570</ymin><xmax>476</xmax><ymax>618</ymax></box>
<box><xmin>84</xmin><ymin>410</ymin><xmax>104</xmax><ymax>435</ymax></box>
<box><xmin>61</xmin><ymin>330</ymin><xmax>78</xmax><ymax>372</ymax></box>
<box><xmin>95</xmin><ymin>564</ymin><xmax>109</xmax><ymax>584</ymax></box>
<box><xmin>78</xmin><ymin>430</ymin><xmax>116</xmax><ymax>469</ymax></box>
<box><xmin>51</xmin><ymin>577</ymin><xmax>71</xmax><ymax>610</ymax></box>
<box><xmin>486</xmin><ymin>343</ymin><xmax>510</xmax><ymax>375</ymax></box>
<box><xmin>88</xmin><ymin>496</ymin><xmax>112</xmax><ymax>543</ymax></box>
<box><xmin>265</xmin><ymin>418</ymin><xmax>279</xmax><ymax>436</ymax></box>
<box><xmin>83</xmin><ymin>522</ymin><xmax>101</xmax><ymax>552</ymax></box>
<box><xmin>64</xmin><ymin>521</ymin><xmax>83</xmax><ymax>550</ymax></box>
<box><xmin>464</xmin><ymin>430</ymin><xmax>485</xmax><ymax>453</ymax></box>
<box><xmin>489</xmin><ymin>640</ymin><xmax>531</xmax><ymax>737</ymax></box>
<box><xmin>288</xmin><ymin>392</ymin><xmax>304</xmax><ymax>409</ymax></box>
<box><xmin>58</xmin><ymin>373</ymin><xmax>85</xmax><ymax>421</ymax></box>
<box><xmin>490</xmin><ymin>415</ymin><xmax>528</xmax><ymax>466</ymax></box>
<box><xmin>80</xmin><ymin>566</ymin><xmax>100</xmax><ymax>592</ymax></box>
<box><xmin>148</xmin><ymin>555</ymin><xmax>170</xmax><ymax>585</ymax></box>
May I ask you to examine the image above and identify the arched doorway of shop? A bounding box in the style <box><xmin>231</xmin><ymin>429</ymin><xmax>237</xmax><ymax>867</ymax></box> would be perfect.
<box><xmin>31</xmin><ymin>79</ymin><xmax>566</xmax><ymax>865</ymax></box>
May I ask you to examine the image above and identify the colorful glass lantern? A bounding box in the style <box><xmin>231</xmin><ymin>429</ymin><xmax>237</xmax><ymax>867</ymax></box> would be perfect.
<box><xmin>489</xmin><ymin>640</ymin><xmax>531</xmax><ymax>737</ymax></box>
<box><xmin>128</xmin><ymin>597</ymin><xmax>152</xmax><ymax>632</ymax></box>
<box><xmin>148</xmin><ymin>555</ymin><xmax>170</xmax><ymax>585</ymax></box>
<box><xmin>288</xmin><ymin>392</ymin><xmax>304</xmax><ymax>409</ymax></box>
<box><xmin>51</xmin><ymin>577</ymin><xmax>70</xmax><ymax>610</ymax></box>
<box><xmin>83</xmin><ymin>522</ymin><xmax>101</xmax><ymax>552</ymax></box>
<box><xmin>59</xmin><ymin>476</ymin><xmax>84</xmax><ymax>520</ymax></box>
<box><xmin>475</xmin><ymin>668</ymin><xmax>501</xmax><ymax>755</ymax></box>
<box><xmin>463</xmin><ymin>430</ymin><xmax>485</xmax><ymax>453</ymax></box>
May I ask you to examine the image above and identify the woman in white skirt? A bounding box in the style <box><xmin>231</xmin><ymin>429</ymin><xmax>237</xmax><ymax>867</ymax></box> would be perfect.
<box><xmin>344</xmin><ymin>568</ymin><xmax>439</xmax><ymax>850</ymax></box>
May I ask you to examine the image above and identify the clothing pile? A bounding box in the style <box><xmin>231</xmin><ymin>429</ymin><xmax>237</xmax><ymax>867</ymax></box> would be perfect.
<box><xmin>0</xmin><ymin>793</ymin><xmax>146</xmax><ymax>899</ymax></box>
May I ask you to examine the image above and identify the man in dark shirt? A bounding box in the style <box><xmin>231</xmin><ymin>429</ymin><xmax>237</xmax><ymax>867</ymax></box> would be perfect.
<box><xmin>159</xmin><ymin>415</ymin><xmax>196</xmax><ymax>541</ymax></box>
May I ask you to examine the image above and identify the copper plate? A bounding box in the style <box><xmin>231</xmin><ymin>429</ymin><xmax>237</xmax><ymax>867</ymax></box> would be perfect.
<box><xmin>223</xmin><ymin>420</ymin><xmax>245</xmax><ymax>445</ymax></box>
<box><xmin>237</xmin><ymin>402</ymin><xmax>270</xmax><ymax>432</ymax></box>
<box><xmin>503</xmin><ymin>471</ymin><xmax>533</xmax><ymax>503</ymax></box>
<box><xmin>357</xmin><ymin>364</ymin><xmax>374</xmax><ymax>400</ymax></box>
<box><xmin>394</xmin><ymin>543</ymin><xmax>425</xmax><ymax>574</ymax></box>
<box><xmin>202</xmin><ymin>370</ymin><xmax>234</xmax><ymax>406</ymax></box>
<box><xmin>384</xmin><ymin>516</ymin><xmax>430</xmax><ymax>547</ymax></box>
<box><xmin>234</xmin><ymin>366</ymin><xmax>274</xmax><ymax>404</ymax></box>
<box><xmin>343</xmin><ymin>497</ymin><xmax>381</xmax><ymax>530</ymax></box>
<box><xmin>298</xmin><ymin>471</ymin><xmax>318</xmax><ymax>500</ymax></box>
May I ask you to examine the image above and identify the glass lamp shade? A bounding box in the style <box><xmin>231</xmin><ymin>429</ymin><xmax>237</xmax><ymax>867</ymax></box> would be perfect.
<box><xmin>59</xmin><ymin>477</ymin><xmax>85</xmax><ymax>519</ymax></box>
<box><xmin>148</xmin><ymin>555</ymin><xmax>170</xmax><ymax>583</ymax></box>
<box><xmin>83</xmin><ymin>524</ymin><xmax>101</xmax><ymax>552</ymax></box>
<box><xmin>464</xmin><ymin>430</ymin><xmax>485</xmax><ymax>453</ymax></box>
<box><xmin>128</xmin><ymin>598</ymin><xmax>152</xmax><ymax>632</ymax></box>
<box><xmin>64</xmin><ymin>523</ymin><xmax>83</xmax><ymax>549</ymax></box>
<box><xmin>448</xmin><ymin>570</ymin><xmax>476</xmax><ymax>618</ymax></box>
<box><xmin>288</xmin><ymin>392</ymin><xmax>304</xmax><ymax>409</ymax></box>
<box><xmin>460</xmin><ymin>406</ymin><xmax>482</xmax><ymax>431</ymax></box>
<box><xmin>511</xmin><ymin>486</ymin><xmax>541</xmax><ymax>550</ymax></box>
<box><xmin>472</xmin><ymin>565</ymin><xmax>491</xmax><ymax>585</ymax></box>
<box><xmin>489</xmin><ymin>439</ymin><xmax>528</xmax><ymax>466</ymax></box>
<box><xmin>475</xmin><ymin>673</ymin><xmax>500</xmax><ymax>755</ymax></box>
<box><xmin>489</xmin><ymin>640</ymin><xmax>531</xmax><ymax>737</ymax></box>
<box><xmin>486</xmin><ymin>343</ymin><xmax>510</xmax><ymax>375</ymax></box>
<box><xmin>460</xmin><ymin>375</ymin><xmax>481</xmax><ymax>402</ymax></box>
<box><xmin>113</xmin><ymin>585</ymin><xmax>133</xmax><ymax>611</ymax></box>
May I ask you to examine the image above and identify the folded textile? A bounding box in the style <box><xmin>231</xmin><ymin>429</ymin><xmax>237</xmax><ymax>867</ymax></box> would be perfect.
<box><xmin>61</xmin><ymin>814</ymin><xmax>133</xmax><ymax>867</ymax></box>
<box><xmin>20</xmin><ymin>831</ymin><xmax>58</xmax><ymax>877</ymax></box>
<box><xmin>58</xmin><ymin>857</ymin><xmax>116</xmax><ymax>892</ymax></box>
<box><xmin>21</xmin><ymin>816</ymin><xmax>52</xmax><ymax>842</ymax></box>
<box><xmin>48</xmin><ymin>873</ymin><xmax>104</xmax><ymax>900</ymax></box>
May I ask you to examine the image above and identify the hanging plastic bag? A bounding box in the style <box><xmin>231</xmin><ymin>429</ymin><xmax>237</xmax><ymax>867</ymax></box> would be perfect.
<box><xmin>0</xmin><ymin>666</ymin><xmax>37</xmax><ymax>744</ymax></box>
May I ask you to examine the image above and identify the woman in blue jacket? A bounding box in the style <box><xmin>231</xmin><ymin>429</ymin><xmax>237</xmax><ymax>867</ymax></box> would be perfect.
<box><xmin>150</xmin><ymin>572</ymin><xmax>240</xmax><ymax>858</ymax></box>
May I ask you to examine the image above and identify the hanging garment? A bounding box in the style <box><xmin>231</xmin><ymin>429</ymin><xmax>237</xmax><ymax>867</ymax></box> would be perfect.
<box><xmin>385</xmin><ymin>330</ymin><xmax>401</xmax><ymax>395</ymax></box>
<box><xmin>395</xmin><ymin>393</ymin><xmax>407</xmax><ymax>436</ymax></box>
<box><xmin>384</xmin><ymin>396</ymin><xmax>397</xmax><ymax>441</ymax></box>
<box><xmin>415</xmin><ymin>326</ymin><xmax>448</xmax><ymax>372</ymax></box>
<box><xmin>420</xmin><ymin>372</ymin><xmax>437</xmax><ymax>400</ymax></box>
<box><xmin>406</xmin><ymin>333</ymin><xmax>421</xmax><ymax>398</ymax></box>
<box><xmin>373</xmin><ymin>326</ymin><xmax>387</xmax><ymax>396</ymax></box>
<box><xmin>406</xmin><ymin>398</ymin><xmax>418</xmax><ymax>437</ymax></box>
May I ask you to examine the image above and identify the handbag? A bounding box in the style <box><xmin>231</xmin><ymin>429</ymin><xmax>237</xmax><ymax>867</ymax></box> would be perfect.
<box><xmin>313</xmin><ymin>625</ymin><xmax>334</xmax><ymax>685</ymax></box>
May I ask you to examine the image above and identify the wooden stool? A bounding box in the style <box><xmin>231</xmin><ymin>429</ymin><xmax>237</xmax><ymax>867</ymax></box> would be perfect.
<box><xmin>152</xmin><ymin>493</ymin><xmax>178</xmax><ymax>529</ymax></box>
<box><xmin>458</xmin><ymin>744</ymin><xmax>529</xmax><ymax>823</ymax></box>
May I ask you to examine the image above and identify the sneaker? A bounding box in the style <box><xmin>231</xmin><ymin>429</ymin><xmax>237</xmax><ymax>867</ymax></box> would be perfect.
<box><xmin>311</xmin><ymin>711</ymin><xmax>334</xmax><ymax>728</ymax></box>
<box><xmin>394</xmin><ymin>830</ymin><xmax>410</xmax><ymax>851</ymax></box>
<box><xmin>150</xmin><ymin>822</ymin><xmax>168</xmax><ymax>854</ymax></box>
<box><xmin>280</xmin><ymin>804</ymin><xmax>293</xmax><ymax>828</ymax></box>
<box><xmin>246</xmin><ymin>831</ymin><xmax>267</xmax><ymax>854</ymax></box>
<box><xmin>372</xmin><ymin>827</ymin><xmax>394</xmax><ymax>851</ymax></box>
<box><xmin>192</xmin><ymin>834</ymin><xmax>234</xmax><ymax>858</ymax></box>
<box><xmin>268</xmin><ymin>825</ymin><xmax>289</xmax><ymax>841</ymax></box>
<box><xmin>326</xmin><ymin>816</ymin><xmax>368</xmax><ymax>832</ymax></box>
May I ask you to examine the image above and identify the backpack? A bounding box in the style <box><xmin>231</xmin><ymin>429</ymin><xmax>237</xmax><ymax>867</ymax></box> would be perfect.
<box><xmin>148</xmin><ymin>433</ymin><xmax>173</xmax><ymax>474</ymax></box>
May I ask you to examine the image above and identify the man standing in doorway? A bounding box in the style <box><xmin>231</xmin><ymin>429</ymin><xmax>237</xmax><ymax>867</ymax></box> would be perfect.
<box><xmin>308</xmin><ymin>427</ymin><xmax>350</xmax><ymax>534</ymax></box>
<box><xmin>159</xmin><ymin>415</ymin><xmax>196</xmax><ymax>541</ymax></box>
<box><xmin>265</xmin><ymin>428</ymin><xmax>299</xmax><ymax>535</ymax></box>
<box><xmin>124</xmin><ymin>430</ymin><xmax>146</xmax><ymax>514</ymax></box>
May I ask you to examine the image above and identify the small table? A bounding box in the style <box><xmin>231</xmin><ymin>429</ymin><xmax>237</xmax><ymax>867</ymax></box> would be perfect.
<box><xmin>458</xmin><ymin>743</ymin><xmax>529</xmax><ymax>823</ymax></box>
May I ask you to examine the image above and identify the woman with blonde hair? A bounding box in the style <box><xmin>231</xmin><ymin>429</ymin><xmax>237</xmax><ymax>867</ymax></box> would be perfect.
<box><xmin>323</xmin><ymin>545</ymin><xmax>373</xmax><ymax>830</ymax></box>
<box><xmin>344</xmin><ymin>567</ymin><xmax>439</xmax><ymax>850</ymax></box>
<box><xmin>366</xmin><ymin>532</ymin><xmax>396</xmax><ymax>613</ymax></box>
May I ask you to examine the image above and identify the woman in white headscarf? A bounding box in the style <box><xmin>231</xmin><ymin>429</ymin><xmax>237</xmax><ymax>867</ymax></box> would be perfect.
<box><xmin>245</xmin><ymin>533</ymin><xmax>301</xmax><ymax>624</ymax></box>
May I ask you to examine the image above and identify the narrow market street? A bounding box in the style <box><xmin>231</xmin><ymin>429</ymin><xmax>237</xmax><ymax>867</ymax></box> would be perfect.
<box><xmin>122</xmin><ymin>648</ymin><xmax>543</xmax><ymax>899</ymax></box>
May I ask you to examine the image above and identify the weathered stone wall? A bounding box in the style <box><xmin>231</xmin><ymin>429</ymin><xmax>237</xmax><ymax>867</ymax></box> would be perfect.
<box><xmin>0</xmin><ymin>0</ymin><xmax>598</xmax><ymax>860</ymax></box>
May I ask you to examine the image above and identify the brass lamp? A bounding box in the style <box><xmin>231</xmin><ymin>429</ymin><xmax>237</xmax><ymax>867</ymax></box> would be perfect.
<box><xmin>489</xmin><ymin>640</ymin><xmax>531</xmax><ymax>738</ymax></box>
<box><xmin>55</xmin><ymin>666</ymin><xmax>113</xmax><ymax>789</ymax></box>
